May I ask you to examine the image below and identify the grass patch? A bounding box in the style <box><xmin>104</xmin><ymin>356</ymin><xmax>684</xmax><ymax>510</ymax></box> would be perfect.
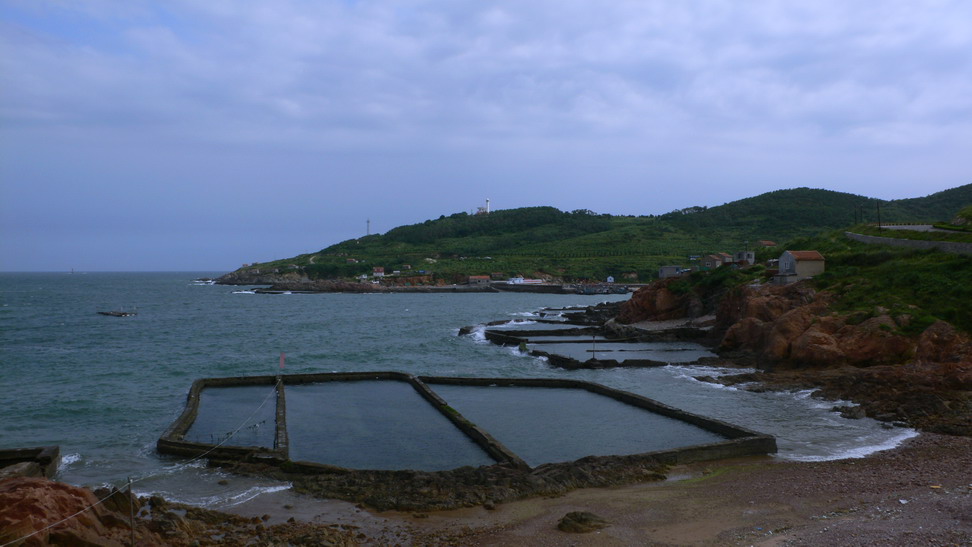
<box><xmin>798</xmin><ymin>231</ymin><xmax>972</xmax><ymax>334</ymax></box>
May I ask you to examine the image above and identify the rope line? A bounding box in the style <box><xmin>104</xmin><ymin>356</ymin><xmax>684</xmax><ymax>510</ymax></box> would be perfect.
<box><xmin>0</xmin><ymin>487</ymin><xmax>119</xmax><ymax>546</ymax></box>
<box><xmin>1</xmin><ymin>382</ymin><xmax>280</xmax><ymax>547</ymax></box>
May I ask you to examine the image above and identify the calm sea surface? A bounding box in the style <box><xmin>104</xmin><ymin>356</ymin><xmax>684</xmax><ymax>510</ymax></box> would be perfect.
<box><xmin>0</xmin><ymin>272</ymin><xmax>915</xmax><ymax>507</ymax></box>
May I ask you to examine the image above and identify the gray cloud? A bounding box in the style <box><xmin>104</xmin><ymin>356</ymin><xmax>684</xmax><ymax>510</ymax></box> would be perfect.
<box><xmin>2</xmin><ymin>0</ymin><xmax>971</xmax><ymax>270</ymax></box>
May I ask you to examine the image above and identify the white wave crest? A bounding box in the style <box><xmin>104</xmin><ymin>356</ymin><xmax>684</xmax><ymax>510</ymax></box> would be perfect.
<box><xmin>467</xmin><ymin>325</ymin><xmax>487</xmax><ymax>343</ymax></box>
<box><xmin>138</xmin><ymin>484</ymin><xmax>292</xmax><ymax>508</ymax></box>
<box><xmin>58</xmin><ymin>452</ymin><xmax>82</xmax><ymax>472</ymax></box>
<box><xmin>786</xmin><ymin>428</ymin><xmax>920</xmax><ymax>462</ymax></box>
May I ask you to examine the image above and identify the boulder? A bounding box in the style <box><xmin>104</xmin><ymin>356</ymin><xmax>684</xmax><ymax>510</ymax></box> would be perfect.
<box><xmin>0</xmin><ymin>462</ymin><xmax>43</xmax><ymax>480</ymax></box>
<box><xmin>616</xmin><ymin>279</ymin><xmax>687</xmax><ymax>323</ymax></box>
<box><xmin>790</xmin><ymin>326</ymin><xmax>844</xmax><ymax>367</ymax></box>
<box><xmin>557</xmin><ymin>511</ymin><xmax>610</xmax><ymax>533</ymax></box>
<box><xmin>916</xmin><ymin>321</ymin><xmax>972</xmax><ymax>365</ymax></box>
<box><xmin>836</xmin><ymin>315</ymin><xmax>915</xmax><ymax>367</ymax></box>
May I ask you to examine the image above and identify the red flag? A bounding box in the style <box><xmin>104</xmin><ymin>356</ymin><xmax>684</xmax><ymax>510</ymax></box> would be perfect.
<box><xmin>279</xmin><ymin>352</ymin><xmax>286</xmax><ymax>369</ymax></box>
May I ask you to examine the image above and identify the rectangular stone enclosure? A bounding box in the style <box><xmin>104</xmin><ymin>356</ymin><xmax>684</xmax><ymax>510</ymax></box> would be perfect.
<box><xmin>158</xmin><ymin>372</ymin><xmax>776</xmax><ymax>472</ymax></box>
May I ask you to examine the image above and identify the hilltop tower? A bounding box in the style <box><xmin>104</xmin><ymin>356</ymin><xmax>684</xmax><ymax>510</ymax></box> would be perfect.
<box><xmin>476</xmin><ymin>198</ymin><xmax>491</xmax><ymax>215</ymax></box>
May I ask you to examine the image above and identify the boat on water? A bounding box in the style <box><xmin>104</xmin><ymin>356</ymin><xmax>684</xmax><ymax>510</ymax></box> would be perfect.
<box><xmin>97</xmin><ymin>309</ymin><xmax>137</xmax><ymax>317</ymax></box>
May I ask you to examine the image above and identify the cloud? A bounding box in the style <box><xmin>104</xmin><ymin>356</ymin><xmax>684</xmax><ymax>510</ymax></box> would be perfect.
<box><xmin>5</xmin><ymin>1</ymin><xmax>972</xmax><ymax>147</ymax></box>
<box><xmin>2</xmin><ymin>0</ymin><xmax>971</xmax><ymax>269</ymax></box>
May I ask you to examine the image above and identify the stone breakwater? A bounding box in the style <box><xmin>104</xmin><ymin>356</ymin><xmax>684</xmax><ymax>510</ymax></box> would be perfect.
<box><xmin>615</xmin><ymin>278</ymin><xmax>972</xmax><ymax>435</ymax></box>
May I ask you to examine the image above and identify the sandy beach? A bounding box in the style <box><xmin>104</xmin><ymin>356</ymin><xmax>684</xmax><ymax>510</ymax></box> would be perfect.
<box><xmin>218</xmin><ymin>433</ymin><xmax>971</xmax><ymax>546</ymax></box>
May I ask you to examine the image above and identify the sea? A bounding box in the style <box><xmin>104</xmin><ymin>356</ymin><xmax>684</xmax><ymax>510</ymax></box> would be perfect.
<box><xmin>0</xmin><ymin>272</ymin><xmax>917</xmax><ymax>509</ymax></box>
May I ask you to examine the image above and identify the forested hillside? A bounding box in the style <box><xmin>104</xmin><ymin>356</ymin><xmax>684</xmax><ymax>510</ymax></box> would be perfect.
<box><xmin>233</xmin><ymin>184</ymin><xmax>972</xmax><ymax>283</ymax></box>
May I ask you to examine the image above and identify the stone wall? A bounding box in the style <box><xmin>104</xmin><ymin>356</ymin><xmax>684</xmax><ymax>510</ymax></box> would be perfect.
<box><xmin>845</xmin><ymin>232</ymin><xmax>972</xmax><ymax>255</ymax></box>
<box><xmin>158</xmin><ymin>372</ymin><xmax>777</xmax><ymax>472</ymax></box>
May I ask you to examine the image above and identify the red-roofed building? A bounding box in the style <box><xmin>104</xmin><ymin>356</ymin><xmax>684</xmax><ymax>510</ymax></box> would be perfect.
<box><xmin>778</xmin><ymin>250</ymin><xmax>825</xmax><ymax>283</ymax></box>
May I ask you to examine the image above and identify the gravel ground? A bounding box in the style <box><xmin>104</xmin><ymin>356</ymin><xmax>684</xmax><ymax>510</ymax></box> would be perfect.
<box><xmin>226</xmin><ymin>433</ymin><xmax>971</xmax><ymax>546</ymax></box>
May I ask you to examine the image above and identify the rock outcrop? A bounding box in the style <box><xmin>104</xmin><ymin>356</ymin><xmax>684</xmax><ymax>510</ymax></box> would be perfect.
<box><xmin>618</xmin><ymin>277</ymin><xmax>972</xmax><ymax>434</ymax></box>
<box><xmin>615</xmin><ymin>278</ymin><xmax>699</xmax><ymax>323</ymax></box>
<box><xmin>716</xmin><ymin>284</ymin><xmax>919</xmax><ymax>369</ymax></box>
<box><xmin>216</xmin><ymin>268</ymin><xmax>309</xmax><ymax>285</ymax></box>
<box><xmin>0</xmin><ymin>477</ymin><xmax>360</xmax><ymax>546</ymax></box>
<box><xmin>0</xmin><ymin>477</ymin><xmax>161</xmax><ymax>546</ymax></box>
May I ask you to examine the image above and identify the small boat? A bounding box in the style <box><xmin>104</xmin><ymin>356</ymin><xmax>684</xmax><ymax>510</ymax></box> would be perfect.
<box><xmin>97</xmin><ymin>309</ymin><xmax>137</xmax><ymax>317</ymax></box>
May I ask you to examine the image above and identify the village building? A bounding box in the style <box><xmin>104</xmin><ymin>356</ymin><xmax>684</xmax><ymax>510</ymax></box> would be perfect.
<box><xmin>372</xmin><ymin>267</ymin><xmax>385</xmax><ymax>277</ymax></box>
<box><xmin>467</xmin><ymin>275</ymin><xmax>491</xmax><ymax>285</ymax></box>
<box><xmin>757</xmin><ymin>240</ymin><xmax>777</xmax><ymax>247</ymax></box>
<box><xmin>658</xmin><ymin>265</ymin><xmax>682</xmax><ymax>279</ymax></box>
<box><xmin>734</xmin><ymin>251</ymin><xmax>755</xmax><ymax>265</ymax></box>
<box><xmin>700</xmin><ymin>255</ymin><xmax>723</xmax><ymax>270</ymax></box>
<box><xmin>776</xmin><ymin>250</ymin><xmax>825</xmax><ymax>284</ymax></box>
<box><xmin>717</xmin><ymin>252</ymin><xmax>734</xmax><ymax>265</ymax></box>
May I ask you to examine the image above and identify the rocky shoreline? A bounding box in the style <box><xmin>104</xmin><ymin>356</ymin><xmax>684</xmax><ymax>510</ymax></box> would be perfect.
<box><xmin>616</xmin><ymin>277</ymin><xmax>972</xmax><ymax>436</ymax></box>
<box><xmin>4</xmin><ymin>433</ymin><xmax>970</xmax><ymax>545</ymax></box>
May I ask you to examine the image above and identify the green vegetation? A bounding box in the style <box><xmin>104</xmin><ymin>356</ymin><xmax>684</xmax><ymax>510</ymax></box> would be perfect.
<box><xmin>656</xmin><ymin>229</ymin><xmax>972</xmax><ymax>335</ymax></box>
<box><xmin>789</xmin><ymin>232</ymin><xmax>972</xmax><ymax>334</ymax></box>
<box><xmin>851</xmin><ymin>224</ymin><xmax>972</xmax><ymax>243</ymax></box>
<box><xmin>932</xmin><ymin>205</ymin><xmax>972</xmax><ymax>233</ymax></box>
<box><xmin>239</xmin><ymin>184</ymin><xmax>971</xmax><ymax>284</ymax></box>
<box><xmin>959</xmin><ymin>205</ymin><xmax>972</xmax><ymax>223</ymax></box>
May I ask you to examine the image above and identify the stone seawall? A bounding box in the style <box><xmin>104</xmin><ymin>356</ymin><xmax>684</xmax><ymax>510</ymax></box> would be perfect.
<box><xmin>845</xmin><ymin>231</ymin><xmax>972</xmax><ymax>255</ymax></box>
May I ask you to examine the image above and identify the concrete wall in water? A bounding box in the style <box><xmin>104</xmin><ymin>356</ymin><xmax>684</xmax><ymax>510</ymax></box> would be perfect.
<box><xmin>158</xmin><ymin>372</ymin><xmax>776</xmax><ymax>472</ymax></box>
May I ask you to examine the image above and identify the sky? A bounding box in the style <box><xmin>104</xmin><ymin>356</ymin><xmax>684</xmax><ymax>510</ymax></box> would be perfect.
<box><xmin>2</xmin><ymin>1</ymin><xmax>971</xmax><ymax>272</ymax></box>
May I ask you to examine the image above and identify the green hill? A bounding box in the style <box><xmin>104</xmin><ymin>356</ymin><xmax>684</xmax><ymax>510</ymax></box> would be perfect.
<box><xmin>233</xmin><ymin>184</ymin><xmax>972</xmax><ymax>283</ymax></box>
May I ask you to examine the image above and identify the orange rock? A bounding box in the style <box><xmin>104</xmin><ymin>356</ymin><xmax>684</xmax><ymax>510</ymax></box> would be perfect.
<box><xmin>616</xmin><ymin>279</ymin><xmax>689</xmax><ymax>323</ymax></box>
<box><xmin>0</xmin><ymin>477</ymin><xmax>162</xmax><ymax>546</ymax></box>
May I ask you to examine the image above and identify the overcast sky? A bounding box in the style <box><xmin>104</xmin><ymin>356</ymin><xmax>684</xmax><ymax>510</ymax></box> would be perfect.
<box><xmin>2</xmin><ymin>1</ymin><xmax>971</xmax><ymax>271</ymax></box>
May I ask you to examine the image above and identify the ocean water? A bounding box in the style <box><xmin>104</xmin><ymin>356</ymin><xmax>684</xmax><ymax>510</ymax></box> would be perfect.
<box><xmin>0</xmin><ymin>272</ymin><xmax>916</xmax><ymax>508</ymax></box>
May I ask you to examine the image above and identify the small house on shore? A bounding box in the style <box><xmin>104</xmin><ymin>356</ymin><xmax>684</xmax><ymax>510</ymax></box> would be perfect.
<box><xmin>700</xmin><ymin>255</ymin><xmax>723</xmax><ymax>270</ymax></box>
<box><xmin>658</xmin><ymin>265</ymin><xmax>683</xmax><ymax>279</ymax></box>
<box><xmin>734</xmin><ymin>251</ymin><xmax>755</xmax><ymax>265</ymax></box>
<box><xmin>775</xmin><ymin>250</ymin><xmax>825</xmax><ymax>284</ymax></box>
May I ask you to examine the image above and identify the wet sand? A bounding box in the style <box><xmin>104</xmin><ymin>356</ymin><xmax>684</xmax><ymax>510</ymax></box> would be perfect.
<box><xmin>223</xmin><ymin>433</ymin><xmax>972</xmax><ymax>545</ymax></box>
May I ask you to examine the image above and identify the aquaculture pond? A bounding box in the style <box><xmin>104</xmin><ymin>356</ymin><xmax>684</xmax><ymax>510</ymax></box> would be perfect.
<box><xmin>184</xmin><ymin>386</ymin><xmax>277</xmax><ymax>448</ymax></box>
<box><xmin>429</xmin><ymin>384</ymin><xmax>728</xmax><ymax>467</ymax></box>
<box><xmin>284</xmin><ymin>381</ymin><xmax>496</xmax><ymax>471</ymax></box>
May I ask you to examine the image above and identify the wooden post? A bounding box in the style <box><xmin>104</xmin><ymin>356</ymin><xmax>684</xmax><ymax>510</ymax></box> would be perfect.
<box><xmin>128</xmin><ymin>477</ymin><xmax>135</xmax><ymax>547</ymax></box>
